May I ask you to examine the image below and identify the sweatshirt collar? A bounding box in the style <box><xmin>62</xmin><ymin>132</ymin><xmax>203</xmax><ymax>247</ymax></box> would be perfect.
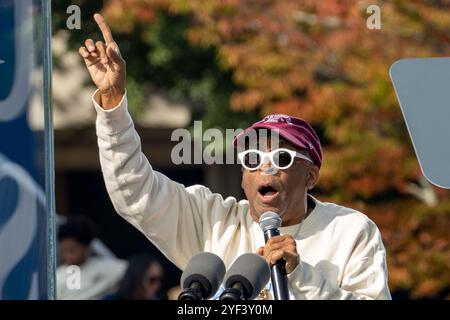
<box><xmin>250</xmin><ymin>194</ymin><xmax>323</xmax><ymax>239</ymax></box>
<box><xmin>279</xmin><ymin>194</ymin><xmax>322</xmax><ymax>237</ymax></box>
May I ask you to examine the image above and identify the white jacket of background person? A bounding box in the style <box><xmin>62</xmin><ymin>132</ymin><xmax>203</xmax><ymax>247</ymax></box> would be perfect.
<box><xmin>93</xmin><ymin>91</ymin><xmax>392</xmax><ymax>300</ymax></box>
<box><xmin>56</xmin><ymin>256</ymin><xmax>127</xmax><ymax>300</ymax></box>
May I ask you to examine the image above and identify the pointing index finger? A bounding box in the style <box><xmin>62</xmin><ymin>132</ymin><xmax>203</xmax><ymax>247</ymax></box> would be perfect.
<box><xmin>94</xmin><ymin>13</ymin><xmax>114</xmax><ymax>44</ymax></box>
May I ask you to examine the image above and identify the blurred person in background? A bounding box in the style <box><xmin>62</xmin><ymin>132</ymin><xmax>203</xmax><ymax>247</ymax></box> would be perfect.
<box><xmin>103</xmin><ymin>254</ymin><xmax>164</xmax><ymax>300</ymax></box>
<box><xmin>56</xmin><ymin>214</ymin><xmax>117</xmax><ymax>259</ymax></box>
<box><xmin>56</xmin><ymin>216</ymin><xmax>127</xmax><ymax>300</ymax></box>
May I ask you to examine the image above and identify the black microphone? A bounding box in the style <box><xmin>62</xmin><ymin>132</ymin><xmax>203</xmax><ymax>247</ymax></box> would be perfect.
<box><xmin>178</xmin><ymin>252</ymin><xmax>226</xmax><ymax>300</ymax></box>
<box><xmin>219</xmin><ymin>253</ymin><xmax>270</xmax><ymax>300</ymax></box>
<box><xmin>259</xmin><ymin>211</ymin><xmax>290</xmax><ymax>300</ymax></box>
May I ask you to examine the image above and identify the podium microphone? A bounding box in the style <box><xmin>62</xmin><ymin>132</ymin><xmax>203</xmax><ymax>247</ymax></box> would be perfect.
<box><xmin>220</xmin><ymin>253</ymin><xmax>270</xmax><ymax>300</ymax></box>
<box><xmin>178</xmin><ymin>252</ymin><xmax>226</xmax><ymax>300</ymax></box>
<box><xmin>259</xmin><ymin>211</ymin><xmax>290</xmax><ymax>300</ymax></box>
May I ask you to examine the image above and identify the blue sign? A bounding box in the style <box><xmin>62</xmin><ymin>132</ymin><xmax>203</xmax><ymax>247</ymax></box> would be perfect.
<box><xmin>0</xmin><ymin>0</ymin><xmax>50</xmax><ymax>299</ymax></box>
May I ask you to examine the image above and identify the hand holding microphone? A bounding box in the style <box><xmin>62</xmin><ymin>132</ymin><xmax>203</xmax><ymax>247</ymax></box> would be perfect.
<box><xmin>257</xmin><ymin>235</ymin><xmax>299</xmax><ymax>274</ymax></box>
<box><xmin>259</xmin><ymin>211</ymin><xmax>298</xmax><ymax>300</ymax></box>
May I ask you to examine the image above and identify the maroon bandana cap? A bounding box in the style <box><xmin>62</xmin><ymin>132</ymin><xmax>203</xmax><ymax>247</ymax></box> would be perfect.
<box><xmin>232</xmin><ymin>114</ymin><xmax>323</xmax><ymax>168</ymax></box>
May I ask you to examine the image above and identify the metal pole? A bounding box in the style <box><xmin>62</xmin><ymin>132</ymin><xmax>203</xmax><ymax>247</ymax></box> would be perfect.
<box><xmin>42</xmin><ymin>0</ymin><xmax>56</xmax><ymax>300</ymax></box>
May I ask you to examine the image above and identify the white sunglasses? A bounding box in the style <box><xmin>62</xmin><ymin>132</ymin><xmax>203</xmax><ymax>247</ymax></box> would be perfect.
<box><xmin>237</xmin><ymin>148</ymin><xmax>313</xmax><ymax>171</ymax></box>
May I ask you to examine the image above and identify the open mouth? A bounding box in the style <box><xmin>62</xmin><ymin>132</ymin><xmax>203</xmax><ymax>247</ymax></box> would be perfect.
<box><xmin>258</xmin><ymin>185</ymin><xmax>279</xmax><ymax>198</ymax></box>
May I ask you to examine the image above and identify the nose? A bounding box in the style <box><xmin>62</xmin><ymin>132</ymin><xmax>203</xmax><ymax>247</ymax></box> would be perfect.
<box><xmin>259</xmin><ymin>155</ymin><xmax>271</xmax><ymax>170</ymax></box>
<box><xmin>259</xmin><ymin>155</ymin><xmax>279</xmax><ymax>175</ymax></box>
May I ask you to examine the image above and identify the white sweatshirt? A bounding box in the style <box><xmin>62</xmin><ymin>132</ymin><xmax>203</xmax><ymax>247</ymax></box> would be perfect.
<box><xmin>93</xmin><ymin>91</ymin><xmax>392</xmax><ymax>300</ymax></box>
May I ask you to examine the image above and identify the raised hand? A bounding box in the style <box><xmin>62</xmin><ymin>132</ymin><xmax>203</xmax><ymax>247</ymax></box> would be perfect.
<box><xmin>78</xmin><ymin>13</ymin><xmax>126</xmax><ymax>109</ymax></box>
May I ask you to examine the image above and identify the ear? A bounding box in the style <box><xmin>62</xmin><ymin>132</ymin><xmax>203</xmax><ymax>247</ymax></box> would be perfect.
<box><xmin>306</xmin><ymin>165</ymin><xmax>320</xmax><ymax>190</ymax></box>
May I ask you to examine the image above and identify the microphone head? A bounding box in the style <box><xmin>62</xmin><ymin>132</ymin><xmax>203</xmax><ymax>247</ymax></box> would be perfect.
<box><xmin>180</xmin><ymin>252</ymin><xmax>226</xmax><ymax>299</ymax></box>
<box><xmin>223</xmin><ymin>253</ymin><xmax>270</xmax><ymax>300</ymax></box>
<box><xmin>259</xmin><ymin>211</ymin><xmax>282</xmax><ymax>232</ymax></box>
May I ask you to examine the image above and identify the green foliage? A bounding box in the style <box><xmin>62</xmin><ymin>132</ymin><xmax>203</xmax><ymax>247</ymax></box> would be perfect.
<box><xmin>125</xmin><ymin>77</ymin><xmax>145</xmax><ymax>119</ymax></box>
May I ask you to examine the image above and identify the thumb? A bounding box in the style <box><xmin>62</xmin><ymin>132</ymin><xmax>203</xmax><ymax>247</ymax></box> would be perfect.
<box><xmin>106</xmin><ymin>45</ymin><xmax>123</xmax><ymax>64</ymax></box>
<box><xmin>257</xmin><ymin>247</ymin><xmax>264</xmax><ymax>256</ymax></box>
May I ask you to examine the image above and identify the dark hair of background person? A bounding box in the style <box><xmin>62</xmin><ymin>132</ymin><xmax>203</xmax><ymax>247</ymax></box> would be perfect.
<box><xmin>114</xmin><ymin>253</ymin><xmax>165</xmax><ymax>300</ymax></box>
<box><xmin>57</xmin><ymin>215</ymin><xmax>97</xmax><ymax>247</ymax></box>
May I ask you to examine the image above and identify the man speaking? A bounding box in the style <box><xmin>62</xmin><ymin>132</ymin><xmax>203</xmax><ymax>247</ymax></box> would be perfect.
<box><xmin>79</xmin><ymin>14</ymin><xmax>391</xmax><ymax>300</ymax></box>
